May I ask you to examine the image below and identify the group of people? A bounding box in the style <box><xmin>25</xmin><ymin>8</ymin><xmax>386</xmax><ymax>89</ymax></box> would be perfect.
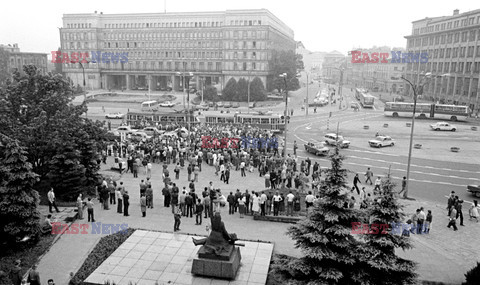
<box><xmin>446</xmin><ymin>191</ymin><xmax>480</xmax><ymax>231</ymax></box>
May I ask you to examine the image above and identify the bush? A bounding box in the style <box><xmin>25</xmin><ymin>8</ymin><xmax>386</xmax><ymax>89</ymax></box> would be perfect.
<box><xmin>70</xmin><ymin>228</ymin><xmax>135</xmax><ymax>284</ymax></box>
<box><xmin>463</xmin><ymin>262</ymin><xmax>480</xmax><ymax>285</ymax></box>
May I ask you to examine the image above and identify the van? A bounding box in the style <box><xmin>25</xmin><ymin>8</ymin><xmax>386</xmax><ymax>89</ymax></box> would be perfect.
<box><xmin>141</xmin><ymin>100</ymin><xmax>159</xmax><ymax>111</ymax></box>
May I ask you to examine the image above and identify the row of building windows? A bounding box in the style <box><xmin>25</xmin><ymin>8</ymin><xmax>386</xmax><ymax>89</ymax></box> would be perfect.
<box><xmin>408</xmin><ymin>45</ymin><xmax>480</xmax><ymax>60</ymax></box>
<box><xmin>64</xmin><ymin>60</ymin><xmax>264</xmax><ymax>71</ymax></box>
<box><xmin>407</xmin><ymin>61</ymin><xmax>480</xmax><ymax>73</ymax></box>
<box><xmin>65</xmin><ymin>19</ymin><xmax>263</xmax><ymax>30</ymax></box>
<box><xmin>414</xmin><ymin>15</ymin><xmax>480</xmax><ymax>35</ymax></box>
<box><xmin>409</xmin><ymin>29</ymin><xmax>480</xmax><ymax>48</ymax></box>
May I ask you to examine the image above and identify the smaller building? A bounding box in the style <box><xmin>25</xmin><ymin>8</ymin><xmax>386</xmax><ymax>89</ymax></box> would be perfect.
<box><xmin>321</xmin><ymin>51</ymin><xmax>346</xmax><ymax>84</ymax></box>
<box><xmin>0</xmin><ymin>43</ymin><xmax>48</xmax><ymax>77</ymax></box>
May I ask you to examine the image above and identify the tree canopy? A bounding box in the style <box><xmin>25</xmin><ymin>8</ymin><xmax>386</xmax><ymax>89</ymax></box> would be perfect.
<box><xmin>267</xmin><ymin>49</ymin><xmax>300</xmax><ymax>92</ymax></box>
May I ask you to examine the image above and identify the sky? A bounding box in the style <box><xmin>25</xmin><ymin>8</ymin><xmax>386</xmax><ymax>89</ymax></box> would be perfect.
<box><xmin>1</xmin><ymin>0</ymin><xmax>479</xmax><ymax>56</ymax></box>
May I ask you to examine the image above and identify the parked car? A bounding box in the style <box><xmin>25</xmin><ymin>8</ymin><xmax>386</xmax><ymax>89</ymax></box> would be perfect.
<box><xmin>116</xmin><ymin>126</ymin><xmax>134</xmax><ymax>134</ymax></box>
<box><xmin>232</xmin><ymin>102</ymin><xmax>240</xmax><ymax>108</ymax></box>
<box><xmin>216</xmin><ymin>101</ymin><xmax>224</xmax><ymax>107</ymax></box>
<box><xmin>304</xmin><ymin>142</ymin><xmax>330</xmax><ymax>156</ymax></box>
<box><xmin>430</xmin><ymin>122</ymin><xmax>457</xmax><ymax>131</ymax></box>
<box><xmin>143</xmin><ymin>127</ymin><xmax>163</xmax><ymax>136</ymax></box>
<box><xmin>369</xmin><ymin>136</ymin><xmax>395</xmax><ymax>148</ymax></box>
<box><xmin>130</xmin><ymin>131</ymin><xmax>151</xmax><ymax>142</ymax></box>
<box><xmin>159</xmin><ymin>101</ymin><xmax>176</xmax><ymax>107</ymax></box>
<box><xmin>105</xmin><ymin>112</ymin><xmax>125</xmax><ymax>119</ymax></box>
<box><xmin>195</xmin><ymin>103</ymin><xmax>210</xmax><ymax>111</ymax></box>
<box><xmin>224</xmin><ymin>102</ymin><xmax>232</xmax><ymax>108</ymax></box>
<box><xmin>467</xmin><ymin>184</ymin><xmax>480</xmax><ymax>198</ymax></box>
<box><xmin>324</xmin><ymin>133</ymin><xmax>350</xmax><ymax>148</ymax></box>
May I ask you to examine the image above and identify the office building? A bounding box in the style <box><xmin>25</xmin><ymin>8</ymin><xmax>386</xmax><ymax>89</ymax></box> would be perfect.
<box><xmin>0</xmin><ymin>43</ymin><xmax>48</xmax><ymax>86</ymax></box>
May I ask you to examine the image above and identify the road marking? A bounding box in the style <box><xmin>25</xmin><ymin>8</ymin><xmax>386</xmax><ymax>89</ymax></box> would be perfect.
<box><xmin>346</xmin><ymin>149</ymin><xmax>400</xmax><ymax>157</ymax></box>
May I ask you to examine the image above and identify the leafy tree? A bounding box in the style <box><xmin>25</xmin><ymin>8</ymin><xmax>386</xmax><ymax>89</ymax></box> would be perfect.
<box><xmin>249</xmin><ymin>77</ymin><xmax>267</xmax><ymax>101</ymax></box>
<box><xmin>358</xmin><ymin>178</ymin><xmax>417</xmax><ymax>284</ymax></box>
<box><xmin>464</xmin><ymin>262</ymin><xmax>480</xmax><ymax>285</ymax></box>
<box><xmin>236</xmin><ymin>78</ymin><xmax>248</xmax><ymax>102</ymax></box>
<box><xmin>202</xmin><ymin>86</ymin><xmax>219</xmax><ymax>102</ymax></box>
<box><xmin>222</xmin><ymin>77</ymin><xmax>237</xmax><ymax>101</ymax></box>
<box><xmin>0</xmin><ymin>48</ymin><xmax>9</xmax><ymax>88</ymax></box>
<box><xmin>267</xmin><ymin>50</ymin><xmax>300</xmax><ymax>92</ymax></box>
<box><xmin>296</xmin><ymin>53</ymin><xmax>305</xmax><ymax>71</ymax></box>
<box><xmin>273</xmin><ymin>146</ymin><xmax>368</xmax><ymax>284</ymax></box>
<box><xmin>0</xmin><ymin>65</ymin><xmax>107</xmax><ymax>201</ymax></box>
<box><xmin>0</xmin><ymin>134</ymin><xmax>41</xmax><ymax>244</ymax></box>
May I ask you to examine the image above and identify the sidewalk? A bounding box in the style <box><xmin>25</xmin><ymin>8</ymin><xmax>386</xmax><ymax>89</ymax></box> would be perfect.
<box><xmin>35</xmin><ymin>156</ymin><xmax>479</xmax><ymax>284</ymax></box>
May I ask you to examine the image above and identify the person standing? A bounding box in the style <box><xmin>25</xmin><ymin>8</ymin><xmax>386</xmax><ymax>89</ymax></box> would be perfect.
<box><xmin>398</xmin><ymin>176</ymin><xmax>407</xmax><ymax>196</ymax></box>
<box><xmin>456</xmin><ymin>198</ymin><xmax>464</xmax><ymax>226</ymax></box>
<box><xmin>194</xmin><ymin>165</ymin><xmax>200</xmax><ymax>182</ymax></box>
<box><xmin>424</xmin><ymin>210</ymin><xmax>433</xmax><ymax>233</ymax></box>
<box><xmin>286</xmin><ymin>191</ymin><xmax>295</xmax><ymax>216</ymax></box>
<box><xmin>353</xmin><ymin>174</ymin><xmax>361</xmax><ymax>195</ymax></box>
<box><xmin>86</xmin><ymin>198</ymin><xmax>95</xmax><ymax>222</ymax></box>
<box><xmin>374</xmin><ymin>176</ymin><xmax>382</xmax><ymax>194</ymax></box>
<box><xmin>417</xmin><ymin>208</ymin><xmax>426</xmax><ymax>234</ymax></box>
<box><xmin>162</xmin><ymin>186</ymin><xmax>171</xmax><ymax>207</ymax></box>
<box><xmin>116</xmin><ymin>187</ymin><xmax>123</xmax><ymax>213</ymax></box>
<box><xmin>27</xmin><ymin>264</ymin><xmax>41</xmax><ymax>285</ymax></box>
<box><xmin>305</xmin><ymin>191</ymin><xmax>315</xmax><ymax>209</ymax></box>
<box><xmin>195</xmin><ymin>199</ymin><xmax>204</xmax><ymax>225</ymax></box>
<box><xmin>185</xmin><ymin>192</ymin><xmax>194</xmax><ymax>218</ymax></box>
<box><xmin>244</xmin><ymin>190</ymin><xmax>251</xmax><ymax>214</ymax></box>
<box><xmin>174</xmin><ymin>206</ymin><xmax>182</xmax><ymax>231</ymax></box>
<box><xmin>273</xmin><ymin>191</ymin><xmax>282</xmax><ymax>216</ymax></box>
<box><xmin>252</xmin><ymin>192</ymin><xmax>260</xmax><ymax>215</ymax></box>
<box><xmin>140</xmin><ymin>194</ymin><xmax>147</xmax><ymax>217</ymax></box>
<box><xmin>469</xmin><ymin>200</ymin><xmax>480</xmax><ymax>222</ymax></box>
<box><xmin>238</xmin><ymin>194</ymin><xmax>246</xmax><ymax>218</ymax></box>
<box><xmin>171</xmin><ymin>186</ymin><xmax>179</xmax><ymax>215</ymax></box>
<box><xmin>146</xmin><ymin>186</ymin><xmax>153</xmax><ymax>209</ymax></box>
<box><xmin>364</xmin><ymin>167</ymin><xmax>373</xmax><ymax>185</ymax></box>
<box><xmin>76</xmin><ymin>194</ymin><xmax>84</xmax><ymax>220</ymax></box>
<box><xmin>9</xmin><ymin>259</ymin><xmax>22</xmax><ymax>285</ymax></box>
<box><xmin>224</xmin><ymin>167</ymin><xmax>230</xmax><ymax>184</ymax></box>
<box><xmin>240</xmin><ymin>161</ymin><xmax>246</xmax><ymax>177</ymax></box>
<box><xmin>260</xmin><ymin>191</ymin><xmax>267</xmax><ymax>216</ymax></box>
<box><xmin>179</xmin><ymin>189</ymin><xmax>187</xmax><ymax>216</ymax></box>
<box><xmin>447</xmin><ymin>191</ymin><xmax>456</xmax><ymax>216</ymax></box>
<box><xmin>47</xmin><ymin>188</ymin><xmax>60</xmax><ymax>213</ymax></box>
<box><xmin>447</xmin><ymin>205</ymin><xmax>458</xmax><ymax>231</ymax></box>
<box><xmin>203</xmin><ymin>194</ymin><xmax>211</xmax><ymax>219</ymax></box>
<box><xmin>227</xmin><ymin>192</ymin><xmax>235</xmax><ymax>215</ymax></box>
<box><xmin>293</xmin><ymin>141</ymin><xmax>298</xmax><ymax>156</ymax></box>
<box><xmin>174</xmin><ymin>163</ymin><xmax>180</xmax><ymax>180</ymax></box>
<box><xmin>123</xmin><ymin>191</ymin><xmax>130</xmax><ymax>216</ymax></box>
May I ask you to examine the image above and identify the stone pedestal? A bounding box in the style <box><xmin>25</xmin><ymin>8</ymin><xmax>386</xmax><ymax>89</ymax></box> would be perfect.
<box><xmin>192</xmin><ymin>246</ymin><xmax>241</xmax><ymax>279</ymax></box>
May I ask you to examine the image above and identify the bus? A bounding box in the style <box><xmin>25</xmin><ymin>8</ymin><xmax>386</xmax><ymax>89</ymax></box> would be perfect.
<box><xmin>355</xmin><ymin>88</ymin><xmax>375</xmax><ymax>108</ymax></box>
<box><xmin>202</xmin><ymin>111</ymin><xmax>286</xmax><ymax>133</ymax></box>
<box><xmin>384</xmin><ymin>102</ymin><xmax>470</xmax><ymax>121</ymax></box>
<box><xmin>126</xmin><ymin>111</ymin><xmax>199</xmax><ymax>128</ymax></box>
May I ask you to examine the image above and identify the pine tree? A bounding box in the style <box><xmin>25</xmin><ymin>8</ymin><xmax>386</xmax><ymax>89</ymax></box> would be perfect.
<box><xmin>249</xmin><ymin>77</ymin><xmax>267</xmax><ymax>101</ymax></box>
<box><xmin>358</xmin><ymin>177</ymin><xmax>417</xmax><ymax>284</ymax></box>
<box><xmin>236</xmin><ymin>78</ymin><xmax>248</xmax><ymax>101</ymax></box>
<box><xmin>274</xmin><ymin>146</ymin><xmax>369</xmax><ymax>284</ymax></box>
<box><xmin>0</xmin><ymin>134</ymin><xmax>41</xmax><ymax>243</ymax></box>
<box><xmin>222</xmin><ymin>78</ymin><xmax>237</xmax><ymax>101</ymax></box>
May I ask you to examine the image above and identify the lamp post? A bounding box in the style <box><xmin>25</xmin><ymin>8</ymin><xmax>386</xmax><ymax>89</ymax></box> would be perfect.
<box><xmin>247</xmin><ymin>71</ymin><xmax>251</xmax><ymax>114</ymax></box>
<box><xmin>176</xmin><ymin>71</ymin><xmax>186</xmax><ymax>109</ymax></box>
<box><xmin>305</xmin><ymin>72</ymin><xmax>309</xmax><ymax>116</ymax></box>
<box><xmin>78</xmin><ymin>61</ymin><xmax>87</xmax><ymax>118</ymax></box>
<box><xmin>279</xmin><ymin>73</ymin><xmax>288</xmax><ymax>158</ymax></box>
<box><xmin>400</xmin><ymin>73</ymin><xmax>433</xmax><ymax>199</ymax></box>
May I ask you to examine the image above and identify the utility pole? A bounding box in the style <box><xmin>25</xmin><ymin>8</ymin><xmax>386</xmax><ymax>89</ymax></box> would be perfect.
<box><xmin>247</xmin><ymin>72</ymin><xmax>251</xmax><ymax>114</ymax></box>
<box><xmin>305</xmin><ymin>72</ymin><xmax>309</xmax><ymax>116</ymax></box>
<box><xmin>280</xmin><ymin>73</ymin><xmax>288</xmax><ymax>158</ymax></box>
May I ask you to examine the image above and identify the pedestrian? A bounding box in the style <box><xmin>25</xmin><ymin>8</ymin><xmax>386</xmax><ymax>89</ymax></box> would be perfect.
<box><xmin>238</xmin><ymin>194</ymin><xmax>246</xmax><ymax>218</ymax></box>
<box><xmin>195</xmin><ymin>199</ymin><xmax>204</xmax><ymax>225</ymax></box>
<box><xmin>174</xmin><ymin>206</ymin><xmax>182</xmax><ymax>231</ymax></box>
<box><xmin>140</xmin><ymin>194</ymin><xmax>147</xmax><ymax>217</ymax></box>
<box><xmin>398</xmin><ymin>176</ymin><xmax>407</xmax><ymax>196</ymax></box>
<box><xmin>162</xmin><ymin>186</ymin><xmax>171</xmax><ymax>207</ymax></box>
<box><xmin>240</xmin><ymin>161</ymin><xmax>246</xmax><ymax>177</ymax></box>
<box><xmin>27</xmin><ymin>264</ymin><xmax>41</xmax><ymax>285</ymax></box>
<box><xmin>293</xmin><ymin>141</ymin><xmax>298</xmax><ymax>156</ymax></box>
<box><xmin>469</xmin><ymin>200</ymin><xmax>479</xmax><ymax>222</ymax></box>
<box><xmin>447</xmin><ymin>205</ymin><xmax>458</xmax><ymax>231</ymax></box>
<box><xmin>76</xmin><ymin>194</ymin><xmax>84</xmax><ymax>220</ymax></box>
<box><xmin>116</xmin><ymin>187</ymin><xmax>123</xmax><ymax>213</ymax></box>
<box><xmin>227</xmin><ymin>192</ymin><xmax>235</xmax><ymax>215</ymax></box>
<box><xmin>279</xmin><ymin>193</ymin><xmax>286</xmax><ymax>215</ymax></box>
<box><xmin>123</xmin><ymin>191</ymin><xmax>130</xmax><ymax>216</ymax></box>
<box><xmin>374</xmin><ymin>176</ymin><xmax>382</xmax><ymax>194</ymax></box>
<box><xmin>286</xmin><ymin>190</ymin><xmax>295</xmax><ymax>216</ymax></box>
<box><xmin>273</xmin><ymin>191</ymin><xmax>282</xmax><ymax>216</ymax></box>
<box><xmin>224</xmin><ymin>167</ymin><xmax>230</xmax><ymax>184</ymax></box>
<box><xmin>47</xmin><ymin>188</ymin><xmax>60</xmax><ymax>213</ymax></box>
<box><xmin>353</xmin><ymin>174</ymin><xmax>361</xmax><ymax>195</ymax></box>
<box><xmin>109</xmin><ymin>181</ymin><xmax>116</xmax><ymax>205</ymax></box>
<box><xmin>305</xmin><ymin>191</ymin><xmax>315</xmax><ymax>209</ymax></box>
<box><xmin>252</xmin><ymin>192</ymin><xmax>260</xmax><ymax>215</ymax></box>
<box><xmin>174</xmin><ymin>163</ymin><xmax>180</xmax><ymax>179</ymax></box>
<box><xmin>9</xmin><ymin>259</ymin><xmax>22</xmax><ymax>285</ymax></box>
<box><xmin>146</xmin><ymin>185</ymin><xmax>153</xmax><ymax>209</ymax></box>
<box><xmin>203</xmin><ymin>194</ymin><xmax>211</xmax><ymax>218</ymax></box>
<box><xmin>417</xmin><ymin>208</ymin><xmax>426</xmax><ymax>234</ymax></box>
<box><xmin>86</xmin><ymin>198</ymin><xmax>95</xmax><ymax>222</ymax></box>
<box><xmin>194</xmin><ymin>164</ymin><xmax>200</xmax><ymax>182</ymax></box>
<box><xmin>410</xmin><ymin>209</ymin><xmax>419</xmax><ymax>234</ymax></box>
<box><xmin>424</xmin><ymin>210</ymin><xmax>432</xmax><ymax>233</ymax></box>
<box><xmin>364</xmin><ymin>167</ymin><xmax>373</xmax><ymax>185</ymax></box>
<box><xmin>260</xmin><ymin>191</ymin><xmax>267</xmax><ymax>216</ymax></box>
<box><xmin>185</xmin><ymin>192</ymin><xmax>194</xmax><ymax>218</ymax></box>
<box><xmin>244</xmin><ymin>190</ymin><xmax>251</xmax><ymax>214</ymax></box>
<box><xmin>348</xmin><ymin>196</ymin><xmax>356</xmax><ymax>209</ymax></box>
<box><xmin>456</xmin><ymin>198</ymin><xmax>464</xmax><ymax>226</ymax></box>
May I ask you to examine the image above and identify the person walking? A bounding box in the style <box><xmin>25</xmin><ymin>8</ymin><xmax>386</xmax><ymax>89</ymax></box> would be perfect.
<box><xmin>447</xmin><ymin>191</ymin><xmax>456</xmax><ymax>216</ymax></box>
<box><xmin>47</xmin><ymin>188</ymin><xmax>60</xmax><ymax>213</ymax></box>
<box><xmin>174</xmin><ymin>206</ymin><xmax>182</xmax><ymax>231</ymax></box>
<box><xmin>195</xmin><ymin>199</ymin><xmax>204</xmax><ymax>225</ymax></box>
<box><xmin>398</xmin><ymin>176</ymin><xmax>407</xmax><ymax>196</ymax></box>
<box><xmin>174</xmin><ymin>163</ymin><xmax>180</xmax><ymax>180</ymax></box>
<box><xmin>224</xmin><ymin>167</ymin><xmax>230</xmax><ymax>184</ymax></box>
<box><xmin>140</xmin><ymin>194</ymin><xmax>147</xmax><ymax>217</ymax></box>
<box><xmin>123</xmin><ymin>191</ymin><xmax>130</xmax><ymax>216</ymax></box>
<box><xmin>447</xmin><ymin>205</ymin><xmax>458</xmax><ymax>231</ymax></box>
<box><xmin>364</xmin><ymin>167</ymin><xmax>373</xmax><ymax>185</ymax></box>
<box><xmin>353</xmin><ymin>174</ymin><xmax>361</xmax><ymax>195</ymax></box>
<box><xmin>86</xmin><ymin>198</ymin><xmax>95</xmax><ymax>222</ymax></box>
<box><xmin>203</xmin><ymin>194</ymin><xmax>211</xmax><ymax>218</ymax></box>
<box><xmin>116</xmin><ymin>187</ymin><xmax>123</xmax><ymax>213</ymax></box>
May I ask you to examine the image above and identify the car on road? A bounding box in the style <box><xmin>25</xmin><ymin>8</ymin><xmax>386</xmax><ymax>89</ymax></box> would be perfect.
<box><xmin>224</xmin><ymin>102</ymin><xmax>232</xmax><ymax>108</ymax></box>
<box><xmin>304</xmin><ymin>142</ymin><xmax>330</xmax><ymax>156</ymax></box>
<box><xmin>116</xmin><ymin>126</ymin><xmax>134</xmax><ymax>134</ymax></box>
<box><xmin>130</xmin><ymin>131</ymin><xmax>151</xmax><ymax>142</ymax></box>
<box><xmin>159</xmin><ymin>101</ymin><xmax>176</xmax><ymax>107</ymax></box>
<box><xmin>368</xmin><ymin>136</ymin><xmax>395</xmax><ymax>148</ymax></box>
<box><xmin>105</xmin><ymin>112</ymin><xmax>125</xmax><ymax>119</ymax></box>
<box><xmin>232</xmin><ymin>102</ymin><xmax>240</xmax><ymax>108</ymax></box>
<box><xmin>467</xmin><ymin>184</ymin><xmax>480</xmax><ymax>198</ymax></box>
<box><xmin>194</xmin><ymin>103</ymin><xmax>210</xmax><ymax>111</ymax></box>
<box><xmin>143</xmin><ymin>127</ymin><xmax>164</xmax><ymax>136</ymax></box>
<box><xmin>216</xmin><ymin>101</ymin><xmax>224</xmax><ymax>107</ymax></box>
<box><xmin>324</xmin><ymin>133</ymin><xmax>351</xmax><ymax>148</ymax></box>
<box><xmin>430</xmin><ymin>122</ymin><xmax>457</xmax><ymax>132</ymax></box>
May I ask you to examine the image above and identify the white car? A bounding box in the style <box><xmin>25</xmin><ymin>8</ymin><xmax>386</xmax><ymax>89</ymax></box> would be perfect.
<box><xmin>105</xmin><ymin>112</ymin><xmax>125</xmax><ymax>119</ymax></box>
<box><xmin>324</xmin><ymin>133</ymin><xmax>350</xmax><ymax>148</ymax></box>
<box><xmin>430</xmin><ymin>122</ymin><xmax>457</xmax><ymax>132</ymax></box>
<box><xmin>116</xmin><ymin>126</ymin><xmax>133</xmax><ymax>134</ymax></box>
<box><xmin>369</xmin><ymin>136</ymin><xmax>395</xmax><ymax>148</ymax></box>
<box><xmin>130</xmin><ymin>131</ymin><xmax>152</xmax><ymax>141</ymax></box>
<box><xmin>159</xmin><ymin>101</ymin><xmax>176</xmax><ymax>107</ymax></box>
<box><xmin>143</xmin><ymin>127</ymin><xmax>163</xmax><ymax>136</ymax></box>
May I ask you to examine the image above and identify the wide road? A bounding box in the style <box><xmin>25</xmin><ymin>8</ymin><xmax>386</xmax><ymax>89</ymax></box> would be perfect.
<box><xmin>286</xmin><ymin>79</ymin><xmax>480</xmax><ymax>205</ymax></box>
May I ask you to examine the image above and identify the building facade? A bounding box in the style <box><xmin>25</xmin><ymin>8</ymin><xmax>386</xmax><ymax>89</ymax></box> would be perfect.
<box><xmin>296</xmin><ymin>41</ymin><xmax>326</xmax><ymax>75</ymax></box>
<box><xmin>321</xmin><ymin>51</ymin><xmax>346</xmax><ymax>84</ymax></box>
<box><xmin>0</xmin><ymin>43</ymin><xmax>48</xmax><ymax>85</ymax></box>
<box><xmin>346</xmin><ymin>46</ymin><xmax>405</xmax><ymax>94</ymax></box>
<box><xmin>59</xmin><ymin>9</ymin><xmax>295</xmax><ymax>92</ymax></box>
<box><xmin>405</xmin><ymin>9</ymin><xmax>480</xmax><ymax>112</ymax></box>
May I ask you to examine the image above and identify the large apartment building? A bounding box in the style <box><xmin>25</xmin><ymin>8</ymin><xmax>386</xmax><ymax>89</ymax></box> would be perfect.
<box><xmin>59</xmin><ymin>9</ymin><xmax>295</xmax><ymax>92</ymax></box>
<box><xmin>404</xmin><ymin>9</ymin><xmax>480</xmax><ymax>112</ymax></box>
<box><xmin>0</xmin><ymin>43</ymin><xmax>48</xmax><ymax>86</ymax></box>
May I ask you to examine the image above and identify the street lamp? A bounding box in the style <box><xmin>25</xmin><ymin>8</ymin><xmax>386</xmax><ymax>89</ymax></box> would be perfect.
<box><xmin>304</xmin><ymin>72</ymin><xmax>309</xmax><ymax>116</ymax></box>
<box><xmin>279</xmin><ymin>73</ymin><xmax>288</xmax><ymax>158</ymax></box>
<box><xmin>78</xmin><ymin>61</ymin><xmax>88</xmax><ymax>118</ymax></box>
<box><xmin>176</xmin><ymin>71</ymin><xmax>194</xmax><ymax>132</ymax></box>
<box><xmin>400</xmin><ymin>72</ymin><xmax>432</xmax><ymax>200</ymax></box>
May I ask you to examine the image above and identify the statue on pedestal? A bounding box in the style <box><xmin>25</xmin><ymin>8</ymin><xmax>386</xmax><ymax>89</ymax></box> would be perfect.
<box><xmin>192</xmin><ymin>212</ymin><xmax>237</xmax><ymax>256</ymax></box>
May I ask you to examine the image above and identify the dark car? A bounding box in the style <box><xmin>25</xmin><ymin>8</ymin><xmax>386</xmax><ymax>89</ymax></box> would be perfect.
<box><xmin>467</xmin><ymin>184</ymin><xmax>480</xmax><ymax>198</ymax></box>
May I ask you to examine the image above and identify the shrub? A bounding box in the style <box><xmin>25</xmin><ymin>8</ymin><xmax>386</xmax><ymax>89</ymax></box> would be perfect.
<box><xmin>70</xmin><ymin>228</ymin><xmax>135</xmax><ymax>284</ymax></box>
<box><xmin>463</xmin><ymin>262</ymin><xmax>480</xmax><ymax>285</ymax></box>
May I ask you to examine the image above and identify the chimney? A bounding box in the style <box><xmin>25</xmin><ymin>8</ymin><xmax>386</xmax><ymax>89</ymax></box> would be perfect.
<box><xmin>94</xmin><ymin>11</ymin><xmax>97</xmax><ymax>14</ymax></box>
<box><xmin>453</xmin><ymin>9</ymin><xmax>459</xmax><ymax>15</ymax></box>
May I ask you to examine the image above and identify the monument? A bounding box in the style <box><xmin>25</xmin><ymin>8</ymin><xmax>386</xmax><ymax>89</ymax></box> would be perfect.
<box><xmin>191</xmin><ymin>189</ymin><xmax>242</xmax><ymax>279</ymax></box>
